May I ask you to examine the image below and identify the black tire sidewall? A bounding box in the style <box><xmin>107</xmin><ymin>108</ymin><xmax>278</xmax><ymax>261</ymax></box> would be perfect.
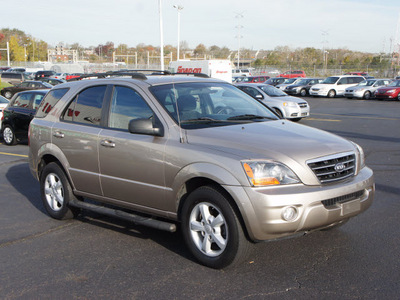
<box><xmin>181</xmin><ymin>186</ymin><xmax>243</xmax><ymax>269</ymax></box>
<box><xmin>328</xmin><ymin>90</ymin><xmax>336</xmax><ymax>98</ymax></box>
<box><xmin>300</xmin><ymin>89</ymin><xmax>307</xmax><ymax>96</ymax></box>
<box><xmin>40</xmin><ymin>162</ymin><xmax>75</xmax><ymax>220</ymax></box>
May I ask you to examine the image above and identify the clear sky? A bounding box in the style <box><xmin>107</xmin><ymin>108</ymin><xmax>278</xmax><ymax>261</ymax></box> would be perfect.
<box><xmin>2</xmin><ymin>0</ymin><xmax>400</xmax><ymax>53</ymax></box>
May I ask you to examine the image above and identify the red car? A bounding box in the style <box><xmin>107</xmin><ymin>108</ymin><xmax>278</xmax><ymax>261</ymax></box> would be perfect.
<box><xmin>238</xmin><ymin>75</ymin><xmax>270</xmax><ymax>83</ymax></box>
<box><xmin>375</xmin><ymin>80</ymin><xmax>400</xmax><ymax>100</ymax></box>
<box><xmin>278</xmin><ymin>70</ymin><xmax>306</xmax><ymax>78</ymax></box>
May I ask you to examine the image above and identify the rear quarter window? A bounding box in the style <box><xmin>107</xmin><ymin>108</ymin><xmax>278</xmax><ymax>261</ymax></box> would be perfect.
<box><xmin>35</xmin><ymin>88</ymin><xmax>69</xmax><ymax>118</ymax></box>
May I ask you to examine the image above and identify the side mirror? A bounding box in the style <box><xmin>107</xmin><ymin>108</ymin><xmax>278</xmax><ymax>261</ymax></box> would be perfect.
<box><xmin>255</xmin><ymin>94</ymin><xmax>264</xmax><ymax>100</ymax></box>
<box><xmin>128</xmin><ymin>116</ymin><xmax>164</xmax><ymax>137</ymax></box>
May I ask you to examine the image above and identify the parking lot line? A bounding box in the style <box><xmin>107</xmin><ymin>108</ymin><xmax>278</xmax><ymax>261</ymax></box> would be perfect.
<box><xmin>0</xmin><ymin>152</ymin><xmax>28</xmax><ymax>158</ymax></box>
<box><xmin>313</xmin><ymin>113</ymin><xmax>399</xmax><ymax>121</ymax></box>
<box><xmin>306</xmin><ymin>118</ymin><xmax>341</xmax><ymax>122</ymax></box>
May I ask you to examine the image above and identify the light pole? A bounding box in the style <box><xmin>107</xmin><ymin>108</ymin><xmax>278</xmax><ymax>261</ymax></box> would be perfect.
<box><xmin>235</xmin><ymin>12</ymin><xmax>244</xmax><ymax>70</ymax></box>
<box><xmin>173</xmin><ymin>4</ymin><xmax>184</xmax><ymax>61</ymax></box>
<box><xmin>159</xmin><ymin>0</ymin><xmax>164</xmax><ymax>70</ymax></box>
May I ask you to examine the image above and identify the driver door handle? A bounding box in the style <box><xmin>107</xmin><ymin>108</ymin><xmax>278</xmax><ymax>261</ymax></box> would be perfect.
<box><xmin>100</xmin><ymin>140</ymin><xmax>116</xmax><ymax>148</ymax></box>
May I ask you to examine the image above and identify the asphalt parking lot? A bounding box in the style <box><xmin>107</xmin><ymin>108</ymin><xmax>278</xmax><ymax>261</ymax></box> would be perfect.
<box><xmin>0</xmin><ymin>96</ymin><xmax>399</xmax><ymax>299</ymax></box>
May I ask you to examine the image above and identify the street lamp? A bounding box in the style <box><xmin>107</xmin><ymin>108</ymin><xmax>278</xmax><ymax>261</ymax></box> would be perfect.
<box><xmin>173</xmin><ymin>4</ymin><xmax>184</xmax><ymax>61</ymax></box>
<box><xmin>159</xmin><ymin>0</ymin><xmax>164</xmax><ymax>70</ymax></box>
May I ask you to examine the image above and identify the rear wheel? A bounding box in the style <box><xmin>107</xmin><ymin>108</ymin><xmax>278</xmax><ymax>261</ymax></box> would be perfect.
<box><xmin>181</xmin><ymin>186</ymin><xmax>250</xmax><ymax>269</ymax></box>
<box><xmin>327</xmin><ymin>89</ymin><xmax>336</xmax><ymax>98</ymax></box>
<box><xmin>40</xmin><ymin>162</ymin><xmax>80</xmax><ymax>220</ymax></box>
<box><xmin>2</xmin><ymin>125</ymin><xmax>17</xmax><ymax>145</ymax></box>
<box><xmin>4</xmin><ymin>91</ymin><xmax>12</xmax><ymax>99</ymax></box>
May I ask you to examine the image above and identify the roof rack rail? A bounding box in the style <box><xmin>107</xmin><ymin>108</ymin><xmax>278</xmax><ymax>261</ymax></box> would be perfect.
<box><xmin>171</xmin><ymin>72</ymin><xmax>210</xmax><ymax>78</ymax></box>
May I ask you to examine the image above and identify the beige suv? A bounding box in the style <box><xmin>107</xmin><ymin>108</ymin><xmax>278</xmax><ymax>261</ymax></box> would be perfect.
<box><xmin>28</xmin><ymin>71</ymin><xmax>375</xmax><ymax>269</ymax></box>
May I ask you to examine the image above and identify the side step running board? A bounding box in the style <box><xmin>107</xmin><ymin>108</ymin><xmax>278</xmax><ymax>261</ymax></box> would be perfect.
<box><xmin>69</xmin><ymin>199</ymin><xmax>176</xmax><ymax>232</ymax></box>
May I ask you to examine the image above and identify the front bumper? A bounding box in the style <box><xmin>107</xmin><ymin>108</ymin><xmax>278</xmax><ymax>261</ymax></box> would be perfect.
<box><xmin>344</xmin><ymin>90</ymin><xmax>364</xmax><ymax>98</ymax></box>
<box><xmin>309</xmin><ymin>89</ymin><xmax>328</xmax><ymax>97</ymax></box>
<box><xmin>284</xmin><ymin>106</ymin><xmax>310</xmax><ymax>119</ymax></box>
<box><xmin>228</xmin><ymin>166</ymin><xmax>374</xmax><ymax>241</ymax></box>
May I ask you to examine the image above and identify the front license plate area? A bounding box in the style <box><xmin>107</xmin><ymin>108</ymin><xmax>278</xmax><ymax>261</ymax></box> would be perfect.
<box><xmin>340</xmin><ymin>199</ymin><xmax>361</xmax><ymax>216</ymax></box>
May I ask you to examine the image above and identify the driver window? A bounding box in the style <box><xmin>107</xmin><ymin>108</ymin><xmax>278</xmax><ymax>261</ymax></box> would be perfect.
<box><xmin>109</xmin><ymin>86</ymin><xmax>153</xmax><ymax>130</ymax></box>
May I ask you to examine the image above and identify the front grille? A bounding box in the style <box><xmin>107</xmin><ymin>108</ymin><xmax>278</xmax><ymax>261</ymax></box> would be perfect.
<box><xmin>298</xmin><ymin>102</ymin><xmax>308</xmax><ymax>108</ymax></box>
<box><xmin>322</xmin><ymin>190</ymin><xmax>364</xmax><ymax>208</ymax></box>
<box><xmin>308</xmin><ymin>153</ymin><xmax>356</xmax><ymax>184</ymax></box>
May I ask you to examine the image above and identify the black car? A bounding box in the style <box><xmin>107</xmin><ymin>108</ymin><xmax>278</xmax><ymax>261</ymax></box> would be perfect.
<box><xmin>285</xmin><ymin>78</ymin><xmax>324</xmax><ymax>96</ymax></box>
<box><xmin>38</xmin><ymin>78</ymin><xmax>66</xmax><ymax>85</ymax></box>
<box><xmin>1</xmin><ymin>89</ymin><xmax>48</xmax><ymax>145</ymax></box>
<box><xmin>34</xmin><ymin>70</ymin><xmax>56</xmax><ymax>80</ymax></box>
<box><xmin>0</xmin><ymin>80</ymin><xmax>52</xmax><ymax>99</ymax></box>
<box><xmin>264</xmin><ymin>77</ymin><xmax>287</xmax><ymax>86</ymax></box>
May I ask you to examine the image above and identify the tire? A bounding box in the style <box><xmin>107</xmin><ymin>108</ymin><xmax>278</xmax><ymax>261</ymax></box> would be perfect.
<box><xmin>397</xmin><ymin>94</ymin><xmax>400</xmax><ymax>101</ymax></box>
<box><xmin>363</xmin><ymin>91</ymin><xmax>371</xmax><ymax>100</ymax></box>
<box><xmin>300</xmin><ymin>89</ymin><xmax>307</xmax><ymax>97</ymax></box>
<box><xmin>40</xmin><ymin>162</ymin><xmax>80</xmax><ymax>220</ymax></box>
<box><xmin>181</xmin><ymin>186</ymin><xmax>250</xmax><ymax>269</ymax></box>
<box><xmin>290</xmin><ymin>118</ymin><xmax>302</xmax><ymax>122</ymax></box>
<box><xmin>2</xmin><ymin>125</ymin><xmax>17</xmax><ymax>145</ymax></box>
<box><xmin>327</xmin><ymin>90</ymin><xmax>336</xmax><ymax>98</ymax></box>
<box><xmin>4</xmin><ymin>91</ymin><xmax>13</xmax><ymax>99</ymax></box>
<box><xmin>274</xmin><ymin>108</ymin><xmax>284</xmax><ymax>118</ymax></box>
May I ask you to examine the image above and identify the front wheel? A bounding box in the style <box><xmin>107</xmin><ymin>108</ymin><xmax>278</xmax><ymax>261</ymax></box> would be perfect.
<box><xmin>181</xmin><ymin>186</ymin><xmax>250</xmax><ymax>269</ymax></box>
<box><xmin>40</xmin><ymin>162</ymin><xmax>80</xmax><ymax>220</ymax></box>
<box><xmin>300</xmin><ymin>89</ymin><xmax>307</xmax><ymax>97</ymax></box>
<box><xmin>327</xmin><ymin>89</ymin><xmax>336</xmax><ymax>98</ymax></box>
<box><xmin>363</xmin><ymin>91</ymin><xmax>371</xmax><ymax>100</ymax></box>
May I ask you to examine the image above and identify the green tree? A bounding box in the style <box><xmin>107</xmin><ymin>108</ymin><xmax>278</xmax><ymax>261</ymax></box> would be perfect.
<box><xmin>9</xmin><ymin>35</ymin><xmax>25</xmax><ymax>61</ymax></box>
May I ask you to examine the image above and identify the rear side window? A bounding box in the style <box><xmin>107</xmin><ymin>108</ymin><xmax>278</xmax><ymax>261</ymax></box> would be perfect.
<box><xmin>36</xmin><ymin>88</ymin><xmax>69</xmax><ymax>118</ymax></box>
<box><xmin>11</xmin><ymin>93</ymin><xmax>31</xmax><ymax>108</ymax></box>
<box><xmin>62</xmin><ymin>85</ymin><xmax>106</xmax><ymax>126</ymax></box>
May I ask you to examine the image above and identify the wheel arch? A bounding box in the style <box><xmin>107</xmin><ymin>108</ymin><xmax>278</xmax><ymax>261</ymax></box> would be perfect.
<box><xmin>173</xmin><ymin>163</ymin><xmax>255</xmax><ymax>241</ymax></box>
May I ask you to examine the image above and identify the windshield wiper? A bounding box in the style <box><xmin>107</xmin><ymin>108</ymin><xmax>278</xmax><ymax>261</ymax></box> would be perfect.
<box><xmin>181</xmin><ymin>117</ymin><xmax>225</xmax><ymax>123</ymax></box>
<box><xmin>227</xmin><ymin>114</ymin><xmax>275</xmax><ymax>121</ymax></box>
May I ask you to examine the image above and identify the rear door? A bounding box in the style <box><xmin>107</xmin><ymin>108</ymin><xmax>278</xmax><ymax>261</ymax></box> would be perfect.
<box><xmin>98</xmin><ymin>84</ymin><xmax>168</xmax><ymax>211</ymax></box>
<box><xmin>51</xmin><ymin>85</ymin><xmax>107</xmax><ymax>195</ymax></box>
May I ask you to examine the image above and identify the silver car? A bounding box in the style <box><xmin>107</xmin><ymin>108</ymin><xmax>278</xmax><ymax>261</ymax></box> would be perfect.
<box><xmin>28</xmin><ymin>72</ymin><xmax>374</xmax><ymax>269</ymax></box>
<box><xmin>344</xmin><ymin>79</ymin><xmax>391</xmax><ymax>99</ymax></box>
<box><xmin>236</xmin><ymin>83</ymin><xmax>310</xmax><ymax>121</ymax></box>
<box><xmin>275</xmin><ymin>78</ymin><xmax>302</xmax><ymax>91</ymax></box>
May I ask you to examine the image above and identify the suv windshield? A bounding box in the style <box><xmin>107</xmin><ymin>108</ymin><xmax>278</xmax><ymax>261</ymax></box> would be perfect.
<box><xmin>321</xmin><ymin>77</ymin><xmax>339</xmax><ymax>84</ymax></box>
<box><xmin>150</xmin><ymin>82</ymin><xmax>278</xmax><ymax>128</ymax></box>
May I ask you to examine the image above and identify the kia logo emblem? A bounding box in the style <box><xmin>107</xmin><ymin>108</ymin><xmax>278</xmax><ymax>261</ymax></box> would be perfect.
<box><xmin>334</xmin><ymin>163</ymin><xmax>346</xmax><ymax>172</ymax></box>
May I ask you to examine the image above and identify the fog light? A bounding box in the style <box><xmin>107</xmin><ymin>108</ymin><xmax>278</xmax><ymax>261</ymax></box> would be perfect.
<box><xmin>282</xmin><ymin>206</ymin><xmax>298</xmax><ymax>221</ymax></box>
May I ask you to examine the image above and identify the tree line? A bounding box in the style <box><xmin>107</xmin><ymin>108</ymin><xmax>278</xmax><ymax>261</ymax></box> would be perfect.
<box><xmin>0</xmin><ymin>27</ymin><xmax>395</xmax><ymax>74</ymax></box>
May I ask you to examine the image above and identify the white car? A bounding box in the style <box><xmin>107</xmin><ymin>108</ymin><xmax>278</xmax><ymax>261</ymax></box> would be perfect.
<box><xmin>344</xmin><ymin>79</ymin><xmax>390</xmax><ymax>100</ymax></box>
<box><xmin>236</xmin><ymin>83</ymin><xmax>310</xmax><ymax>121</ymax></box>
<box><xmin>310</xmin><ymin>75</ymin><xmax>365</xmax><ymax>98</ymax></box>
<box><xmin>0</xmin><ymin>95</ymin><xmax>10</xmax><ymax>130</ymax></box>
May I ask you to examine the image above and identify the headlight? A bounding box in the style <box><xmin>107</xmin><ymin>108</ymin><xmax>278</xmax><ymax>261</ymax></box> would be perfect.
<box><xmin>351</xmin><ymin>142</ymin><xmax>365</xmax><ymax>171</ymax></box>
<box><xmin>283</xmin><ymin>102</ymin><xmax>297</xmax><ymax>107</ymax></box>
<box><xmin>242</xmin><ymin>161</ymin><xmax>301</xmax><ymax>186</ymax></box>
<box><xmin>386</xmin><ymin>89</ymin><xmax>395</xmax><ymax>94</ymax></box>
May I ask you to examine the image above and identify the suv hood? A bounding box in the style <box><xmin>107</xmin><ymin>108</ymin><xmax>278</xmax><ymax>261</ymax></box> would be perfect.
<box><xmin>185</xmin><ymin>120</ymin><xmax>354</xmax><ymax>183</ymax></box>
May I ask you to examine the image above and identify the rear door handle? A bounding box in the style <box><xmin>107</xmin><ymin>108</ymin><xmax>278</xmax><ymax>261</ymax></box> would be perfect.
<box><xmin>53</xmin><ymin>131</ymin><xmax>64</xmax><ymax>138</ymax></box>
<box><xmin>100</xmin><ymin>140</ymin><xmax>116</xmax><ymax>148</ymax></box>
